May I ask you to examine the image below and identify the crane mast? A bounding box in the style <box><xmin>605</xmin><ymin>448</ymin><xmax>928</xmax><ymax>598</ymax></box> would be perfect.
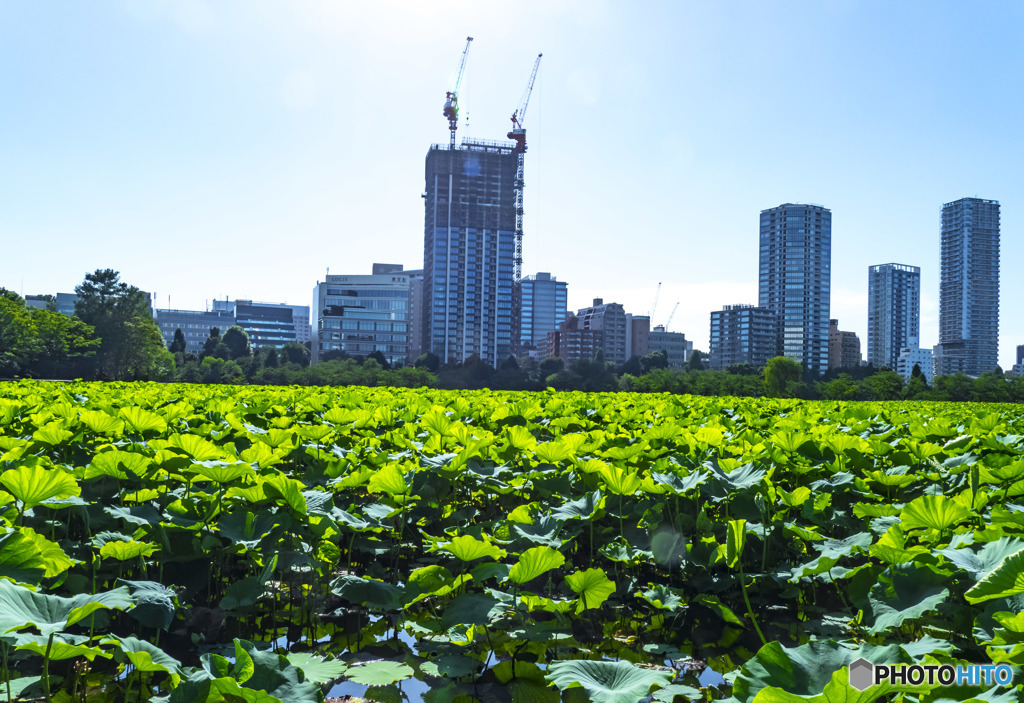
<box><xmin>665</xmin><ymin>302</ymin><xmax>679</xmax><ymax>330</ymax></box>
<box><xmin>443</xmin><ymin>37</ymin><xmax>474</xmax><ymax>149</ymax></box>
<box><xmin>509</xmin><ymin>53</ymin><xmax>542</xmax><ymax>285</ymax></box>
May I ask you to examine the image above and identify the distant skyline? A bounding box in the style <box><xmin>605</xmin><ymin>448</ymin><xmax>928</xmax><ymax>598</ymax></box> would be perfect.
<box><xmin>2</xmin><ymin>1</ymin><xmax>1022</xmax><ymax>369</ymax></box>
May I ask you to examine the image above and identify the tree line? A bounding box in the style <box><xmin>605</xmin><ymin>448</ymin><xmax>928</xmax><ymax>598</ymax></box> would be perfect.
<box><xmin>4</xmin><ymin>271</ymin><xmax>1022</xmax><ymax>403</ymax></box>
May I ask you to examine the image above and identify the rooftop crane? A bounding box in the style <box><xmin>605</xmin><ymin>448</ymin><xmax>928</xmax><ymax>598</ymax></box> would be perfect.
<box><xmin>443</xmin><ymin>37</ymin><xmax>474</xmax><ymax>149</ymax></box>
<box><xmin>509</xmin><ymin>53</ymin><xmax>542</xmax><ymax>286</ymax></box>
<box><xmin>649</xmin><ymin>282</ymin><xmax>662</xmax><ymax>320</ymax></box>
<box><xmin>665</xmin><ymin>302</ymin><xmax>679</xmax><ymax>330</ymax></box>
<box><xmin>508</xmin><ymin>53</ymin><xmax>542</xmax><ymax>154</ymax></box>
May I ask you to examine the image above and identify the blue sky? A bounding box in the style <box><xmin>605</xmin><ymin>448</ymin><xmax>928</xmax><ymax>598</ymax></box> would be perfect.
<box><xmin>2</xmin><ymin>1</ymin><xmax>1022</xmax><ymax>368</ymax></box>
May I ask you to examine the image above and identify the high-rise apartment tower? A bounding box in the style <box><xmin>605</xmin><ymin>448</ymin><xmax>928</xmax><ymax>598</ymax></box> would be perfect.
<box><xmin>423</xmin><ymin>141</ymin><xmax>517</xmax><ymax>366</ymax></box>
<box><xmin>934</xmin><ymin>198</ymin><xmax>1000</xmax><ymax>376</ymax></box>
<box><xmin>867</xmin><ymin>263</ymin><xmax>921</xmax><ymax>369</ymax></box>
<box><xmin>758</xmin><ymin>203</ymin><xmax>832</xmax><ymax>374</ymax></box>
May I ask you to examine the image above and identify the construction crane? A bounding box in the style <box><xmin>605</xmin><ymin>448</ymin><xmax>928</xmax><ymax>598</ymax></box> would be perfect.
<box><xmin>508</xmin><ymin>53</ymin><xmax>542</xmax><ymax>284</ymax></box>
<box><xmin>443</xmin><ymin>37</ymin><xmax>473</xmax><ymax>149</ymax></box>
<box><xmin>649</xmin><ymin>282</ymin><xmax>662</xmax><ymax>320</ymax></box>
<box><xmin>665</xmin><ymin>302</ymin><xmax>679</xmax><ymax>330</ymax></box>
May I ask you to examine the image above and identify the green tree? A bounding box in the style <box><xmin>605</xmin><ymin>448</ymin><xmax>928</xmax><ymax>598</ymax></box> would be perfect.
<box><xmin>687</xmin><ymin>350</ymin><xmax>706</xmax><ymax>371</ymax></box>
<box><xmin>74</xmin><ymin>269</ymin><xmax>171</xmax><ymax>380</ymax></box>
<box><xmin>365</xmin><ymin>349</ymin><xmax>391</xmax><ymax>370</ymax></box>
<box><xmin>641</xmin><ymin>350</ymin><xmax>669</xmax><ymax>374</ymax></box>
<box><xmin>621</xmin><ymin>355</ymin><xmax>643</xmax><ymax>376</ymax></box>
<box><xmin>414</xmin><ymin>352</ymin><xmax>440</xmax><ymax>373</ymax></box>
<box><xmin>169</xmin><ymin>328</ymin><xmax>187</xmax><ymax>353</ymax></box>
<box><xmin>820</xmin><ymin>373</ymin><xmax>858</xmax><ymax>400</ymax></box>
<box><xmin>221</xmin><ymin>325</ymin><xmax>252</xmax><ymax>360</ymax></box>
<box><xmin>763</xmin><ymin>356</ymin><xmax>802</xmax><ymax>397</ymax></box>
<box><xmin>869</xmin><ymin>369</ymin><xmax>905</xmax><ymax>400</ymax></box>
<box><xmin>281</xmin><ymin>342</ymin><xmax>310</xmax><ymax>366</ymax></box>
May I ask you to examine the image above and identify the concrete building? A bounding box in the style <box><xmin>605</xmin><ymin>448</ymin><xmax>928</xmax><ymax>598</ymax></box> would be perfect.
<box><xmin>709</xmin><ymin>304</ymin><xmax>778</xmax><ymax>370</ymax></box>
<box><xmin>648</xmin><ymin>326</ymin><xmax>692</xmax><ymax>368</ymax></box>
<box><xmin>312</xmin><ymin>267</ymin><xmax>410</xmax><ymax>367</ymax></box>
<box><xmin>896</xmin><ymin>347</ymin><xmax>934</xmax><ymax>383</ymax></box>
<box><xmin>626</xmin><ymin>314</ymin><xmax>650</xmax><ymax>360</ymax></box>
<box><xmin>867</xmin><ymin>263</ymin><xmax>921</xmax><ymax>369</ymax></box>
<box><xmin>934</xmin><ymin>198</ymin><xmax>1000</xmax><ymax>377</ymax></box>
<box><xmin>404</xmin><ymin>268</ymin><xmax>425</xmax><ymax>365</ymax></box>
<box><xmin>828</xmin><ymin>319</ymin><xmax>862</xmax><ymax>369</ymax></box>
<box><xmin>212</xmin><ymin>299</ymin><xmax>307</xmax><ymax>350</ymax></box>
<box><xmin>24</xmin><ymin>295</ymin><xmax>51</xmax><ymax>310</ymax></box>
<box><xmin>155</xmin><ymin>308</ymin><xmax>236</xmax><ymax>354</ymax></box>
<box><xmin>1012</xmin><ymin>345</ymin><xmax>1024</xmax><ymax>377</ymax></box>
<box><xmin>574</xmin><ymin>299</ymin><xmax>628</xmax><ymax>366</ymax></box>
<box><xmin>423</xmin><ymin>140</ymin><xmax>517</xmax><ymax>367</ymax></box>
<box><xmin>544</xmin><ymin>316</ymin><xmax>602</xmax><ymax>364</ymax></box>
<box><xmin>518</xmin><ymin>273</ymin><xmax>568</xmax><ymax>354</ymax></box>
<box><xmin>759</xmin><ymin>203</ymin><xmax>832</xmax><ymax>374</ymax></box>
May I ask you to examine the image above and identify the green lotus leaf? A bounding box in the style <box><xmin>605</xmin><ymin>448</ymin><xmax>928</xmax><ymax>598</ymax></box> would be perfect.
<box><xmin>0</xmin><ymin>527</ymin><xmax>73</xmax><ymax>581</ymax></box>
<box><xmin>262</xmin><ymin>473</ymin><xmax>307</xmax><ymax>514</ymax></box>
<box><xmin>102</xmin><ymin>634</ymin><xmax>182</xmax><ymax>681</ymax></box>
<box><xmin>565</xmin><ymin>568</ymin><xmax>615</xmax><ymax>613</ymax></box>
<box><xmin>513</xmin><ymin>515</ymin><xmax>564</xmax><ymax>547</ymax></box>
<box><xmin>367</xmin><ymin>463</ymin><xmax>410</xmax><ymax>496</ymax></box>
<box><xmin>99</xmin><ymin>540</ymin><xmax>158</xmax><ymax>561</ymax></box>
<box><xmin>119</xmin><ymin>580</ymin><xmax>178</xmax><ymax>631</ymax></box>
<box><xmin>0</xmin><ymin>464</ymin><xmax>79</xmax><ymax>512</ymax></box>
<box><xmin>85</xmin><ymin>450</ymin><xmax>151</xmax><ymax>480</ymax></box>
<box><xmin>966</xmin><ymin>548</ymin><xmax>1024</xmax><ymax>604</ymax></box>
<box><xmin>900</xmin><ymin>494</ymin><xmax>972</xmax><ymax>532</ymax></box>
<box><xmin>598</xmin><ymin>464</ymin><xmax>641</xmax><ymax>496</ymax></box>
<box><xmin>508</xmin><ymin>546</ymin><xmax>565</xmax><ymax>585</ymax></box>
<box><xmin>444</xmin><ymin>534</ymin><xmax>504</xmax><ymax>562</ymax></box>
<box><xmin>545</xmin><ymin>659</ymin><xmax>673</xmax><ymax>703</ymax></box>
<box><xmin>859</xmin><ymin>563</ymin><xmax>950</xmax><ymax>633</ymax></box>
<box><xmin>419</xmin><ymin>654</ymin><xmax>479</xmax><ymax>679</ymax></box>
<box><xmin>219</xmin><ymin>555</ymin><xmax>278</xmax><ymax>611</ymax></box>
<box><xmin>505</xmin><ymin>426</ymin><xmax>537</xmax><ymax>451</ymax></box>
<box><xmin>79</xmin><ymin>410</ymin><xmax>124</xmax><ymax>436</ymax></box>
<box><xmin>533</xmin><ymin>438</ymin><xmax>575</xmax><ymax>464</ymax></box>
<box><xmin>330</xmin><ymin>575</ymin><xmax>403</xmax><ymax>611</ymax></box>
<box><xmin>119</xmin><ymin>407</ymin><xmax>167</xmax><ymax>434</ymax></box>
<box><xmin>192</xmin><ymin>461</ymin><xmax>255</xmax><ymax>484</ymax></box>
<box><xmin>637</xmin><ymin>584</ymin><xmax>684</xmax><ymax>611</ymax></box>
<box><xmin>727</xmin><ymin>518</ymin><xmax>747</xmax><ymax>569</ymax></box>
<box><xmin>284</xmin><ymin>652</ymin><xmax>347</xmax><ymax>684</ymax></box>
<box><xmin>938</xmin><ymin>537</ymin><xmax>1024</xmax><ymax>580</ymax></box>
<box><xmin>345</xmin><ymin>660</ymin><xmax>414</xmax><ymax>686</ymax></box>
<box><xmin>168</xmin><ymin>433</ymin><xmax>225</xmax><ymax>461</ymax></box>
<box><xmin>0</xmin><ymin>581</ymin><xmax>132</xmax><ymax>638</ymax></box>
<box><xmin>31</xmin><ymin>423</ymin><xmax>73</xmax><ymax>446</ymax></box>
<box><xmin>16</xmin><ymin>636</ymin><xmax>111</xmax><ymax>662</ymax></box>
<box><xmin>551</xmin><ymin>490</ymin><xmax>603</xmax><ymax>521</ymax></box>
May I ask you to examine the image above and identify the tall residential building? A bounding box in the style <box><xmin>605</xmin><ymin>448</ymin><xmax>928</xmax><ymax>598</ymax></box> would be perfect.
<box><xmin>934</xmin><ymin>197</ymin><xmax>1000</xmax><ymax>377</ymax></box>
<box><xmin>828</xmin><ymin>319</ymin><xmax>862</xmax><ymax>369</ymax></box>
<box><xmin>518</xmin><ymin>273</ymin><xmax>568</xmax><ymax>353</ymax></box>
<box><xmin>575</xmin><ymin>299</ymin><xmax>628</xmax><ymax>366</ymax></box>
<box><xmin>625</xmin><ymin>314</ymin><xmax>650</xmax><ymax>360</ymax></box>
<box><xmin>867</xmin><ymin>263</ymin><xmax>921</xmax><ymax>369</ymax></box>
<box><xmin>709</xmin><ymin>304</ymin><xmax>778</xmax><ymax>370</ymax></box>
<box><xmin>423</xmin><ymin>140</ymin><xmax>517</xmax><ymax>367</ymax></box>
<box><xmin>758</xmin><ymin>203</ymin><xmax>832</xmax><ymax>374</ymax></box>
<box><xmin>897</xmin><ymin>347</ymin><xmax>933</xmax><ymax>383</ymax></box>
<box><xmin>311</xmin><ymin>266</ymin><xmax>410</xmax><ymax>366</ymax></box>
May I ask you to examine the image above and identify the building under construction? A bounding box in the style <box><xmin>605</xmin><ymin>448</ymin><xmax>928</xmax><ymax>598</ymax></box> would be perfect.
<box><xmin>422</xmin><ymin>40</ymin><xmax>541</xmax><ymax>367</ymax></box>
<box><xmin>422</xmin><ymin>140</ymin><xmax>518</xmax><ymax>365</ymax></box>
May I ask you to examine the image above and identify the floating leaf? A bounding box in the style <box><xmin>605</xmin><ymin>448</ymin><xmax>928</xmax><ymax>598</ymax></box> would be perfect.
<box><xmin>508</xmin><ymin>546</ymin><xmax>565</xmax><ymax>585</ymax></box>
<box><xmin>545</xmin><ymin>659</ymin><xmax>673</xmax><ymax>703</ymax></box>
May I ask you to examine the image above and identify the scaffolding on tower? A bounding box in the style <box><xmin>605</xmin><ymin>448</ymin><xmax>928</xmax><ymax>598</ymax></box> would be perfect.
<box><xmin>508</xmin><ymin>53</ymin><xmax>541</xmax><ymax>285</ymax></box>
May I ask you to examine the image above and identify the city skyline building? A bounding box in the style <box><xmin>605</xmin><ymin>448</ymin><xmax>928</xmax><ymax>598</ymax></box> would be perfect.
<box><xmin>211</xmin><ymin>299</ymin><xmax>307</xmax><ymax>350</ymax></box>
<box><xmin>311</xmin><ymin>266</ymin><xmax>411</xmax><ymax>366</ymax></box>
<box><xmin>518</xmin><ymin>272</ymin><xmax>568</xmax><ymax>354</ymax></box>
<box><xmin>867</xmin><ymin>263</ymin><xmax>921</xmax><ymax>369</ymax></box>
<box><xmin>934</xmin><ymin>197</ymin><xmax>1000</xmax><ymax>376</ymax></box>
<box><xmin>574</xmin><ymin>298</ymin><xmax>628</xmax><ymax>366</ymax></box>
<box><xmin>648</xmin><ymin>326</ymin><xmax>692</xmax><ymax>368</ymax></box>
<box><xmin>709</xmin><ymin>304</ymin><xmax>778</xmax><ymax>370</ymax></box>
<box><xmin>155</xmin><ymin>308</ymin><xmax>236</xmax><ymax>354</ymax></box>
<box><xmin>758</xmin><ymin>203</ymin><xmax>832</xmax><ymax>374</ymax></box>
<box><xmin>423</xmin><ymin>140</ymin><xmax>518</xmax><ymax>367</ymax></box>
<box><xmin>828</xmin><ymin>318</ymin><xmax>862</xmax><ymax>369</ymax></box>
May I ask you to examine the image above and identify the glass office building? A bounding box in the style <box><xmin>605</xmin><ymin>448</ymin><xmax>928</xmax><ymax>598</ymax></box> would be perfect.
<box><xmin>867</xmin><ymin>263</ymin><xmax>920</xmax><ymax>369</ymax></box>
<box><xmin>312</xmin><ymin>268</ymin><xmax>410</xmax><ymax>366</ymax></box>
<box><xmin>518</xmin><ymin>272</ymin><xmax>568</xmax><ymax>352</ymax></box>
<box><xmin>758</xmin><ymin>203</ymin><xmax>832</xmax><ymax>374</ymax></box>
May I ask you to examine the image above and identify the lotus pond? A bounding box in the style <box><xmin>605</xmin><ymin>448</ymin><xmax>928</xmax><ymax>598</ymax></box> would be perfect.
<box><xmin>2</xmin><ymin>381</ymin><xmax>1024</xmax><ymax>702</ymax></box>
